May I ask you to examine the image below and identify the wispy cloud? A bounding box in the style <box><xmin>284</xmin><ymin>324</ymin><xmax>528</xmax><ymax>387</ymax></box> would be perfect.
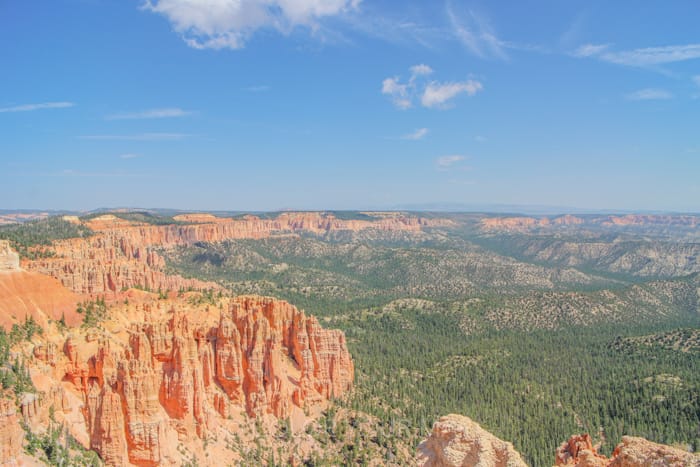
<box><xmin>0</xmin><ymin>101</ymin><xmax>75</xmax><ymax>113</ymax></box>
<box><xmin>422</xmin><ymin>81</ymin><xmax>482</xmax><ymax>109</ymax></box>
<box><xmin>79</xmin><ymin>133</ymin><xmax>189</xmax><ymax>141</ymax></box>
<box><xmin>382</xmin><ymin>65</ymin><xmax>483</xmax><ymax>110</ymax></box>
<box><xmin>119</xmin><ymin>153</ymin><xmax>140</xmax><ymax>159</ymax></box>
<box><xmin>572</xmin><ymin>43</ymin><xmax>609</xmax><ymax>57</ymax></box>
<box><xmin>446</xmin><ymin>2</ymin><xmax>507</xmax><ymax>60</ymax></box>
<box><xmin>142</xmin><ymin>0</ymin><xmax>360</xmax><ymax>50</ymax></box>
<box><xmin>402</xmin><ymin>128</ymin><xmax>429</xmax><ymax>140</ymax></box>
<box><xmin>575</xmin><ymin>43</ymin><xmax>700</xmax><ymax>67</ymax></box>
<box><xmin>625</xmin><ymin>88</ymin><xmax>673</xmax><ymax>101</ymax></box>
<box><xmin>106</xmin><ymin>107</ymin><xmax>192</xmax><ymax>120</ymax></box>
<box><xmin>436</xmin><ymin>155</ymin><xmax>466</xmax><ymax>170</ymax></box>
<box><xmin>693</xmin><ymin>75</ymin><xmax>700</xmax><ymax>87</ymax></box>
<box><xmin>410</xmin><ymin>64</ymin><xmax>433</xmax><ymax>77</ymax></box>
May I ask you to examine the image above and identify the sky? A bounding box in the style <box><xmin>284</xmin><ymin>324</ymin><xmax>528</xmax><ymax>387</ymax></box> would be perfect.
<box><xmin>1</xmin><ymin>0</ymin><xmax>699</xmax><ymax>212</ymax></box>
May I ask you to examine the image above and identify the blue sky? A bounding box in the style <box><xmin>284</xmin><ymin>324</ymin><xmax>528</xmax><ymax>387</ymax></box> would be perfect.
<box><xmin>1</xmin><ymin>0</ymin><xmax>699</xmax><ymax>212</ymax></box>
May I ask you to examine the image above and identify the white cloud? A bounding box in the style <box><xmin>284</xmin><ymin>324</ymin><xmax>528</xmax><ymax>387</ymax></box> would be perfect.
<box><xmin>422</xmin><ymin>80</ymin><xmax>482</xmax><ymax>108</ymax></box>
<box><xmin>436</xmin><ymin>155</ymin><xmax>465</xmax><ymax>169</ymax></box>
<box><xmin>80</xmin><ymin>133</ymin><xmax>189</xmax><ymax>141</ymax></box>
<box><xmin>381</xmin><ymin>76</ymin><xmax>411</xmax><ymax>109</ymax></box>
<box><xmin>572</xmin><ymin>43</ymin><xmax>609</xmax><ymax>57</ymax></box>
<box><xmin>106</xmin><ymin>107</ymin><xmax>192</xmax><ymax>120</ymax></box>
<box><xmin>409</xmin><ymin>64</ymin><xmax>433</xmax><ymax>76</ymax></box>
<box><xmin>625</xmin><ymin>88</ymin><xmax>673</xmax><ymax>100</ymax></box>
<box><xmin>119</xmin><ymin>153</ymin><xmax>140</xmax><ymax>159</ymax></box>
<box><xmin>142</xmin><ymin>0</ymin><xmax>360</xmax><ymax>50</ymax></box>
<box><xmin>382</xmin><ymin>65</ymin><xmax>483</xmax><ymax>110</ymax></box>
<box><xmin>0</xmin><ymin>101</ymin><xmax>75</xmax><ymax>113</ymax></box>
<box><xmin>574</xmin><ymin>43</ymin><xmax>700</xmax><ymax>67</ymax></box>
<box><xmin>402</xmin><ymin>128</ymin><xmax>429</xmax><ymax>140</ymax></box>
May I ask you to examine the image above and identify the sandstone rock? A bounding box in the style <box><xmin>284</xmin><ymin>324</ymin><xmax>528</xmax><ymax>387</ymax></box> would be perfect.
<box><xmin>54</xmin><ymin>295</ymin><xmax>352</xmax><ymax>465</ymax></box>
<box><xmin>556</xmin><ymin>434</ymin><xmax>700</xmax><ymax>467</ymax></box>
<box><xmin>0</xmin><ymin>394</ymin><xmax>24</xmax><ymax>466</ymax></box>
<box><xmin>416</xmin><ymin>414</ymin><xmax>527</xmax><ymax>467</ymax></box>
<box><xmin>555</xmin><ymin>434</ymin><xmax>607</xmax><ymax>467</ymax></box>
<box><xmin>609</xmin><ymin>436</ymin><xmax>700</xmax><ymax>467</ymax></box>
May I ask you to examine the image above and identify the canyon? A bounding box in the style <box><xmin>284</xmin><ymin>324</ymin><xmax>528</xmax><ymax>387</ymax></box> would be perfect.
<box><xmin>1</xmin><ymin>211</ymin><xmax>699</xmax><ymax>466</ymax></box>
<box><xmin>24</xmin><ymin>212</ymin><xmax>449</xmax><ymax>297</ymax></box>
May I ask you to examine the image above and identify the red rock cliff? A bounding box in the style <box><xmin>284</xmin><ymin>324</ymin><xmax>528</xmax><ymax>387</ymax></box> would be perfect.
<box><xmin>37</xmin><ymin>294</ymin><xmax>353</xmax><ymax>466</ymax></box>
<box><xmin>25</xmin><ymin>212</ymin><xmax>447</xmax><ymax>297</ymax></box>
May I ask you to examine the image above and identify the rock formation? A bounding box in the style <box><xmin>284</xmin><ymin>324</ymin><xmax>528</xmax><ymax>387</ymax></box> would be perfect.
<box><xmin>0</xmin><ymin>240</ymin><xmax>20</xmax><ymax>271</ymax></box>
<box><xmin>25</xmin><ymin>212</ymin><xmax>448</xmax><ymax>297</ymax></box>
<box><xmin>27</xmin><ymin>294</ymin><xmax>353</xmax><ymax>466</ymax></box>
<box><xmin>556</xmin><ymin>434</ymin><xmax>700</xmax><ymax>467</ymax></box>
<box><xmin>418</xmin><ymin>419</ymin><xmax>700</xmax><ymax>467</ymax></box>
<box><xmin>416</xmin><ymin>414</ymin><xmax>527</xmax><ymax>467</ymax></box>
<box><xmin>609</xmin><ymin>436</ymin><xmax>700</xmax><ymax>466</ymax></box>
<box><xmin>0</xmin><ymin>394</ymin><xmax>24</xmax><ymax>466</ymax></box>
<box><xmin>554</xmin><ymin>434</ymin><xmax>700</xmax><ymax>467</ymax></box>
<box><xmin>554</xmin><ymin>434</ymin><xmax>608</xmax><ymax>467</ymax></box>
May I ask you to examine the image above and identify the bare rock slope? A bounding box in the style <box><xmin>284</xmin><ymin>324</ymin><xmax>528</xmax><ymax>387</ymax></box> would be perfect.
<box><xmin>416</xmin><ymin>414</ymin><xmax>527</xmax><ymax>467</ymax></box>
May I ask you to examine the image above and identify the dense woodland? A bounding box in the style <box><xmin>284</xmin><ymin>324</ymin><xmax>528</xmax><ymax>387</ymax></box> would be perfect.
<box><xmin>342</xmin><ymin>310</ymin><xmax>700</xmax><ymax>465</ymax></box>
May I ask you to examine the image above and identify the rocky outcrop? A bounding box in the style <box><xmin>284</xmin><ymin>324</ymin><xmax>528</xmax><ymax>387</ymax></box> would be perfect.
<box><xmin>416</xmin><ymin>414</ymin><xmax>527</xmax><ymax>467</ymax></box>
<box><xmin>0</xmin><ymin>240</ymin><xmax>20</xmax><ymax>271</ymax></box>
<box><xmin>26</xmin><ymin>234</ymin><xmax>219</xmax><ymax>297</ymax></box>
<box><xmin>0</xmin><ymin>394</ymin><xmax>24</xmax><ymax>466</ymax></box>
<box><xmin>418</xmin><ymin>420</ymin><xmax>700</xmax><ymax>467</ymax></box>
<box><xmin>44</xmin><ymin>295</ymin><xmax>353</xmax><ymax>465</ymax></box>
<box><xmin>556</xmin><ymin>434</ymin><xmax>700</xmax><ymax>467</ymax></box>
<box><xmin>554</xmin><ymin>434</ymin><xmax>608</xmax><ymax>467</ymax></box>
<box><xmin>26</xmin><ymin>212</ymin><xmax>447</xmax><ymax>297</ymax></box>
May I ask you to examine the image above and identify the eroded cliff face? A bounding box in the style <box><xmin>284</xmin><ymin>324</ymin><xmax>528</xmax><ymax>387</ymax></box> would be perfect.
<box><xmin>25</xmin><ymin>212</ymin><xmax>448</xmax><ymax>297</ymax></box>
<box><xmin>416</xmin><ymin>414</ymin><xmax>527</xmax><ymax>467</ymax></box>
<box><xmin>555</xmin><ymin>433</ymin><xmax>700</xmax><ymax>467</ymax></box>
<box><xmin>0</xmin><ymin>395</ymin><xmax>25</xmax><ymax>466</ymax></box>
<box><xmin>27</xmin><ymin>294</ymin><xmax>353</xmax><ymax>466</ymax></box>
